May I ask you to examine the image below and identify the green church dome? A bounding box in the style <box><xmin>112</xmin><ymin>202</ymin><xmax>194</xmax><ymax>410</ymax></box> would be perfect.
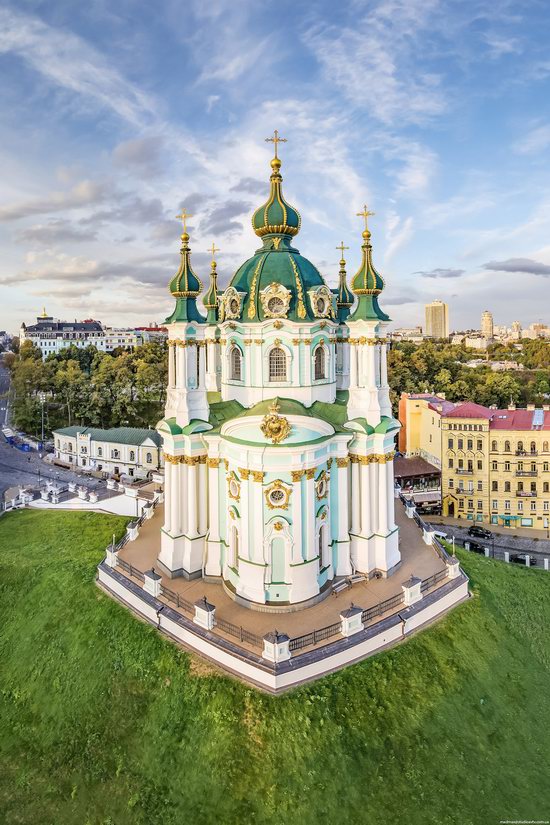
<box><xmin>348</xmin><ymin>224</ymin><xmax>389</xmax><ymax>322</ymax></box>
<box><xmin>251</xmin><ymin>157</ymin><xmax>301</xmax><ymax>238</ymax></box>
<box><xmin>230</xmin><ymin>236</ymin><xmax>327</xmax><ymax>321</ymax></box>
<box><xmin>165</xmin><ymin>231</ymin><xmax>206</xmax><ymax>324</ymax></box>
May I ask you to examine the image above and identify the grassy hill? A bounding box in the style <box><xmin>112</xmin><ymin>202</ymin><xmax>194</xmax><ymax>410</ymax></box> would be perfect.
<box><xmin>1</xmin><ymin>509</ymin><xmax>549</xmax><ymax>825</ymax></box>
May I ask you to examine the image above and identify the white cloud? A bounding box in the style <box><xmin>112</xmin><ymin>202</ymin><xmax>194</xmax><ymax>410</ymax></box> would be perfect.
<box><xmin>514</xmin><ymin>124</ymin><xmax>550</xmax><ymax>155</ymax></box>
<box><xmin>0</xmin><ymin>6</ymin><xmax>156</xmax><ymax>125</ymax></box>
<box><xmin>302</xmin><ymin>0</ymin><xmax>445</xmax><ymax>126</ymax></box>
<box><xmin>0</xmin><ymin>180</ymin><xmax>111</xmax><ymax>222</ymax></box>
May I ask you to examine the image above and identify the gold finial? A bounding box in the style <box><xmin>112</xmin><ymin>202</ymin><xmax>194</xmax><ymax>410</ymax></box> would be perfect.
<box><xmin>39</xmin><ymin>306</ymin><xmax>48</xmax><ymax>318</ymax></box>
<box><xmin>175</xmin><ymin>209</ymin><xmax>193</xmax><ymax>234</ymax></box>
<box><xmin>208</xmin><ymin>242</ymin><xmax>220</xmax><ymax>261</ymax></box>
<box><xmin>265</xmin><ymin>129</ymin><xmax>287</xmax><ymax>159</ymax></box>
<box><xmin>336</xmin><ymin>241</ymin><xmax>349</xmax><ymax>263</ymax></box>
<box><xmin>356</xmin><ymin>205</ymin><xmax>375</xmax><ymax>236</ymax></box>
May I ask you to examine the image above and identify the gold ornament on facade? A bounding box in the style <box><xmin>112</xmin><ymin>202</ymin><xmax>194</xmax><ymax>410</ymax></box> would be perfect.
<box><xmin>274</xmin><ymin>521</ymin><xmax>284</xmax><ymax>531</ymax></box>
<box><xmin>327</xmin><ymin>458</ymin><xmax>333</xmax><ymax>469</ymax></box>
<box><xmin>248</xmin><ymin>254</ymin><xmax>267</xmax><ymax>319</ymax></box>
<box><xmin>305</xmin><ymin>468</ymin><xmax>315</xmax><ymax>480</ymax></box>
<box><xmin>207</xmin><ymin>458</ymin><xmax>220</xmax><ymax>468</ymax></box>
<box><xmin>260</xmin><ymin>400</ymin><xmax>292</xmax><ymax>444</ymax></box>
<box><xmin>254</xmin><ymin>339</ymin><xmax>262</xmax><ymax>345</ymax></box>
<box><xmin>315</xmin><ymin>470</ymin><xmax>329</xmax><ymax>500</ymax></box>
<box><xmin>265</xmin><ymin>479</ymin><xmax>292</xmax><ymax>510</ymax></box>
<box><xmin>239</xmin><ymin>468</ymin><xmax>251</xmax><ymax>480</ymax></box>
<box><xmin>336</xmin><ymin>457</ymin><xmax>349</xmax><ymax>468</ymax></box>
<box><xmin>273</xmin><ymin>320</ymin><xmax>283</xmax><ymax>329</ymax></box>
<box><xmin>260</xmin><ymin>282</ymin><xmax>291</xmax><ymax>319</ymax></box>
<box><xmin>252</xmin><ymin>470</ymin><xmax>265</xmax><ymax>482</ymax></box>
<box><xmin>288</xmin><ymin>255</ymin><xmax>307</xmax><ymax>318</ymax></box>
<box><xmin>291</xmin><ymin>470</ymin><xmax>304</xmax><ymax>482</ymax></box>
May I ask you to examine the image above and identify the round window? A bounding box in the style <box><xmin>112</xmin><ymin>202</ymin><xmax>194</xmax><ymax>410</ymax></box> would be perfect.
<box><xmin>267</xmin><ymin>296</ymin><xmax>285</xmax><ymax>315</ymax></box>
<box><xmin>229</xmin><ymin>298</ymin><xmax>239</xmax><ymax>315</ymax></box>
<box><xmin>269</xmin><ymin>488</ymin><xmax>285</xmax><ymax>505</ymax></box>
<box><xmin>316</xmin><ymin>297</ymin><xmax>326</xmax><ymax>314</ymax></box>
<box><xmin>317</xmin><ymin>480</ymin><xmax>327</xmax><ymax>498</ymax></box>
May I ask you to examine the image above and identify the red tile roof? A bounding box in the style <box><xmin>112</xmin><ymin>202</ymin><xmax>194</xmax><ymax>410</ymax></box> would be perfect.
<box><xmin>445</xmin><ymin>402</ymin><xmax>493</xmax><ymax>419</ymax></box>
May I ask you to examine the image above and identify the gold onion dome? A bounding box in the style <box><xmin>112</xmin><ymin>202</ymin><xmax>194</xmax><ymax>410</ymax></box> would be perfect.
<box><xmin>251</xmin><ymin>149</ymin><xmax>301</xmax><ymax>238</ymax></box>
<box><xmin>349</xmin><ymin>206</ymin><xmax>390</xmax><ymax>322</ymax></box>
<box><xmin>165</xmin><ymin>210</ymin><xmax>205</xmax><ymax>324</ymax></box>
<box><xmin>335</xmin><ymin>241</ymin><xmax>353</xmax><ymax>321</ymax></box>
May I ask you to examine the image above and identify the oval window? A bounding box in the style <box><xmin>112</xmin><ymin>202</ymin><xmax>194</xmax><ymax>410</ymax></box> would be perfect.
<box><xmin>269</xmin><ymin>488</ymin><xmax>285</xmax><ymax>505</ymax></box>
<box><xmin>316</xmin><ymin>297</ymin><xmax>326</xmax><ymax>314</ymax></box>
<box><xmin>229</xmin><ymin>298</ymin><xmax>239</xmax><ymax>315</ymax></box>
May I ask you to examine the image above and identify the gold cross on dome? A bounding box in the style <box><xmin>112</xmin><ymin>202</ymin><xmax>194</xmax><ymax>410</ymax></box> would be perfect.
<box><xmin>336</xmin><ymin>241</ymin><xmax>349</xmax><ymax>258</ymax></box>
<box><xmin>356</xmin><ymin>205</ymin><xmax>375</xmax><ymax>231</ymax></box>
<box><xmin>175</xmin><ymin>209</ymin><xmax>193</xmax><ymax>233</ymax></box>
<box><xmin>208</xmin><ymin>242</ymin><xmax>220</xmax><ymax>260</ymax></box>
<box><xmin>265</xmin><ymin>129</ymin><xmax>287</xmax><ymax>158</ymax></box>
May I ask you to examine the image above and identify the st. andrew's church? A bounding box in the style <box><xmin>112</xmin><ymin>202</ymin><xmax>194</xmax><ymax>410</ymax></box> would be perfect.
<box><xmin>156</xmin><ymin>133</ymin><xmax>400</xmax><ymax>609</ymax></box>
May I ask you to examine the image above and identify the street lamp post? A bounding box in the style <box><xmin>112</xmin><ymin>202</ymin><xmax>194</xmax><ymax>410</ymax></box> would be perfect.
<box><xmin>38</xmin><ymin>391</ymin><xmax>46</xmax><ymax>448</ymax></box>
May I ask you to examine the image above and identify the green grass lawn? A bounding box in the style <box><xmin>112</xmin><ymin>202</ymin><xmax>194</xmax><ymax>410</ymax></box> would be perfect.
<box><xmin>1</xmin><ymin>509</ymin><xmax>549</xmax><ymax>825</ymax></box>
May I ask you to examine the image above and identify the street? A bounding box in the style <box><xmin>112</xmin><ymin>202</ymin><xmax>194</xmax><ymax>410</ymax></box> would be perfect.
<box><xmin>429</xmin><ymin>520</ymin><xmax>550</xmax><ymax>563</ymax></box>
<box><xmin>0</xmin><ymin>359</ymin><xmax>101</xmax><ymax>501</ymax></box>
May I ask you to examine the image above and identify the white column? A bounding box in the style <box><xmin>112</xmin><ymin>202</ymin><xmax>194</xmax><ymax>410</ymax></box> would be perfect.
<box><xmin>179</xmin><ymin>460</ymin><xmax>187</xmax><ymax>535</ymax></box>
<box><xmin>349</xmin><ymin>343</ymin><xmax>357</xmax><ymax>387</ymax></box>
<box><xmin>304</xmin><ymin>344</ymin><xmax>312</xmax><ymax>386</ymax></box>
<box><xmin>254</xmin><ymin>343</ymin><xmax>262</xmax><ymax>388</ymax></box>
<box><xmin>292</xmin><ymin>472</ymin><xmax>303</xmax><ymax>562</ymax></box>
<box><xmin>251</xmin><ymin>473</ymin><xmax>264</xmax><ymax>562</ymax></box>
<box><xmin>240</xmin><ymin>472</ymin><xmax>250</xmax><ymax>559</ymax></box>
<box><xmin>360</xmin><ymin>461</ymin><xmax>372</xmax><ymax>536</ymax></box>
<box><xmin>351</xmin><ymin>459</ymin><xmax>360</xmax><ymax>533</ymax></box>
<box><xmin>378</xmin><ymin>460</ymin><xmax>389</xmax><ymax>534</ymax></box>
<box><xmin>386</xmin><ymin>456</ymin><xmax>396</xmax><ymax>530</ymax></box>
<box><xmin>207</xmin><ymin>461</ymin><xmax>220</xmax><ymax>541</ymax></box>
<box><xmin>163</xmin><ymin>460</ymin><xmax>172</xmax><ymax>532</ymax></box>
<box><xmin>337</xmin><ymin>459</ymin><xmax>349</xmax><ymax>540</ymax></box>
<box><xmin>244</xmin><ymin>343</ymin><xmax>252</xmax><ymax>386</ymax></box>
<box><xmin>171</xmin><ymin>460</ymin><xmax>180</xmax><ymax>535</ymax></box>
<box><xmin>305</xmin><ymin>470</ymin><xmax>315</xmax><ymax>559</ymax></box>
<box><xmin>369</xmin><ymin>460</ymin><xmax>379</xmax><ymax>535</ymax></box>
<box><xmin>188</xmin><ymin>461</ymin><xmax>198</xmax><ymax>537</ymax></box>
<box><xmin>168</xmin><ymin>344</ymin><xmax>175</xmax><ymax>388</ymax></box>
<box><xmin>292</xmin><ymin>344</ymin><xmax>300</xmax><ymax>386</ymax></box>
<box><xmin>198</xmin><ymin>458</ymin><xmax>207</xmax><ymax>534</ymax></box>
<box><xmin>367</xmin><ymin>344</ymin><xmax>376</xmax><ymax>387</ymax></box>
<box><xmin>380</xmin><ymin>343</ymin><xmax>388</xmax><ymax>386</ymax></box>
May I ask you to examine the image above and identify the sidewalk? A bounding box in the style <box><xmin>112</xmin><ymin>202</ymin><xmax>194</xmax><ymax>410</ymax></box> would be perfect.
<box><xmin>429</xmin><ymin>514</ymin><xmax>550</xmax><ymax>541</ymax></box>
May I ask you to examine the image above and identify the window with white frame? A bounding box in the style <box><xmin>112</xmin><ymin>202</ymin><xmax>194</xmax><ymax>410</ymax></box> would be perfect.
<box><xmin>314</xmin><ymin>346</ymin><xmax>326</xmax><ymax>380</ymax></box>
<box><xmin>269</xmin><ymin>347</ymin><xmax>287</xmax><ymax>381</ymax></box>
<box><xmin>230</xmin><ymin>346</ymin><xmax>242</xmax><ymax>381</ymax></box>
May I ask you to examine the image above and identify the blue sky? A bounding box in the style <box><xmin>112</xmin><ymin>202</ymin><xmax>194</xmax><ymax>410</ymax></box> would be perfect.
<box><xmin>1</xmin><ymin>0</ymin><xmax>550</xmax><ymax>334</ymax></box>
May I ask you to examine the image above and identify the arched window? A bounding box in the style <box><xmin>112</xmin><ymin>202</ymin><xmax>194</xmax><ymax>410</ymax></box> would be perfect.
<box><xmin>129</xmin><ymin>450</ymin><xmax>135</xmax><ymax>462</ymax></box>
<box><xmin>314</xmin><ymin>346</ymin><xmax>326</xmax><ymax>380</ymax></box>
<box><xmin>269</xmin><ymin>346</ymin><xmax>287</xmax><ymax>381</ymax></box>
<box><xmin>491</xmin><ymin>440</ymin><xmax>497</xmax><ymax>452</ymax></box>
<box><xmin>230</xmin><ymin>346</ymin><xmax>242</xmax><ymax>381</ymax></box>
<box><xmin>543</xmin><ymin>441</ymin><xmax>549</xmax><ymax>453</ymax></box>
<box><xmin>517</xmin><ymin>440</ymin><xmax>524</xmax><ymax>452</ymax></box>
<box><xmin>504</xmin><ymin>440</ymin><xmax>510</xmax><ymax>452</ymax></box>
<box><xmin>318</xmin><ymin>524</ymin><xmax>327</xmax><ymax>569</ymax></box>
<box><xmin>530</xmin><ymin>441</ymin><xmax>536</xmax><ymax>454</ymax></box>
<box><xmin>146</xmin><ymin>452</ymin><xmax>152</xmax><ymax>463</ymax></box>
<box><xmin>97</xmin><ymin>447</ymin><xmax>102</xmax><ymax>457</ymax></box>
<box><xmin>230</xmin><ymin>526</ymin><xmax>239</xmax><ymax>568</ymax></box>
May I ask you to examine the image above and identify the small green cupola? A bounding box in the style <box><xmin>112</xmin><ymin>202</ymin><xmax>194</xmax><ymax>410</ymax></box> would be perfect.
<box><xmin>348</xmin><ymin>206</ymin><xmax>390</xmax><ymax>322</ymax></box>
<box><xmin>334</xmin><ymin>241</ymin><xmax>354</xmax><ymax>321</ymax></box>
<box><xmin>203</xmin><ymin>243</ymin><xmax>220</xmax><ymax>325</ymax></box>
<box><xmin>165</xmin><ymin>212</ymin><xmax>205</xmax><ymax>324</ymax></box>
<box><xmin>251</xmin><ymin>131</ymin><xmax>301</xmax><ymax>239</ymax></box>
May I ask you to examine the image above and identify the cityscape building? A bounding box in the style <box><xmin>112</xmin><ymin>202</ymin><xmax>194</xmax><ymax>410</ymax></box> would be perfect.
<box><xmin>424</xmin><ymin>300</ymin><xmax>449</xmax><ymax>339</ymax></box>
<box><xmin>481</xmin><ymin>310</ymin><xmax>494</xmax><ymax>340</ymax></box>
<box><xmin>52</xmin><ymin>426</ymin><xmax>163</xmax><ymax>479</ymax></box>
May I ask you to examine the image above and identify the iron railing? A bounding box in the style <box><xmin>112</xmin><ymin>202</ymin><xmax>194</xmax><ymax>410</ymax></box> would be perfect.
<box><xmin>361</xmin><ymin>591</ymin><xmax>404</xmax><ymax>624</ymax></box>
<box><xmin>159</xmin><ymin>585</ymin><xmax>194</xmax><ymax>614</ymax></box>
<box><xmin>420</xmin><ymin>568</ymin><xmax>449</xmax><ymax>593</ymax></box>
<box><xmin>116</xmin><ymin>557</ymin><xmax>145</xmax><ymax>582</ymax></box>
<box><xmin>289</xmin><ymin>621</ymin><xmax>342</xmax><ymax>652</ymax></box>
<box><xmin>215</xmin><ymin>617</ymin><xmax>263</xmax><ymax>648</ymax></box>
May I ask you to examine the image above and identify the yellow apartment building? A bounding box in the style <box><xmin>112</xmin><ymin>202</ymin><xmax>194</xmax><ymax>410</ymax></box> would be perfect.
<box><xmin>399</xmin><ymin>394</ymin><xmax>550</xmax><ymax>530</ymax></box>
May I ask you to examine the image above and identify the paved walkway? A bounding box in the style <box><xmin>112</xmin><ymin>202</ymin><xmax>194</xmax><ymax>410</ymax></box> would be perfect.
<box><xmin>117</xmin><ymin>501</ymin><xmax>446</xmax><ymax>647</ymax></box>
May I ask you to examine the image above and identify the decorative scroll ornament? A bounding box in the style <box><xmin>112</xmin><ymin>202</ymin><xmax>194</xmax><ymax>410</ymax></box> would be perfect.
<box><xmin>260</xmin><ymin>282</ymin><xmax>291</xmax><ymax>319</ymax></box>
<box><xmin>260</xmin><ymin>400</ymin><xmax>291</xmax><ymax>444</ymax></box>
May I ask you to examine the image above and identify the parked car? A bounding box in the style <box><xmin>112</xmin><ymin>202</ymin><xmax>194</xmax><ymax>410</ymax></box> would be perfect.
<box><xmin>465</xmin><ymin>540</ymin><xmax>487</xmax><ymax>554</ymax></box>
<box><xmin>467</xmin><ymin>525</ymin><xmax>493</xmax><ymax>540</ymax></box>
<box><xmin>510</xmin><ymin>553</ymin><xmax>537</xmax><ymax>567</ymax></box>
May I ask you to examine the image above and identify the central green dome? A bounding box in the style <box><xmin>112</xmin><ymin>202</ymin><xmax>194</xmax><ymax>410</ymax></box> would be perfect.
<box><xmin>230</xmin><ymin>236</ymin><xmax>326</xmax><ymax>321</ymax></box>
<box><xmin>227</xmin><ymin>153</ymin><xmax>330</xmax><ymax>322</ymax></box>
